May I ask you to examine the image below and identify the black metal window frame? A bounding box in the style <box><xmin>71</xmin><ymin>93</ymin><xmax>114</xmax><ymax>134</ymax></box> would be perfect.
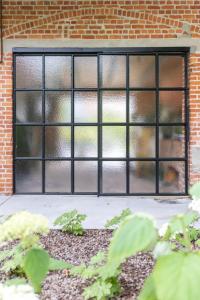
<box><xmin>13</xmin><ymin>47</ymin><xmax>190</xmax><ymax>196</ymax></box>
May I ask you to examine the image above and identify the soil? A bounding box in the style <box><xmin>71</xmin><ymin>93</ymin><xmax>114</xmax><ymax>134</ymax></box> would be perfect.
<box><xmin>0</xmin><ymin>229</ymin><xmax>154</xmax><ymax>300</ymax></box>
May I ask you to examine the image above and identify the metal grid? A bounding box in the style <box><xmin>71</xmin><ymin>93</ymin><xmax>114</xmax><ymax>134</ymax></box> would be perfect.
<box><xmin>13</xmin><ymin>47</ymin><xmax>190</xmax><ymax>195</ymax></box>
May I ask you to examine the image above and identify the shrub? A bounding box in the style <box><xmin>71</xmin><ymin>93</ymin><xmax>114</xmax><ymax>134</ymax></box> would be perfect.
<box><xmin>54</xmin><ymin>210</ymin><xmax>86</xmax><ymax>235</ymax></box>
<box><xmin>104</xmin><ymin>209</ymin><xmax>132</xmax><ymax>229</ymax></box>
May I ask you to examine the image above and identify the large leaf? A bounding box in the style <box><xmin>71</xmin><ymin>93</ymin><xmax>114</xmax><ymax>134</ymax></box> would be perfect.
<box><xmin>153</xmin><ymin>252</ymin><xmax>200</xmax><ymax>300</ymax></box>
<box><xmin>189</xmin><ymin>182</ymin><xmax>200</xmax><ymax>200</ymax></box>
<box><xmin>49</xmin><ymin>257</ymin><xmax>72</xmax><ymax>271</ymax></box>
<box><xmin>108</xmin><ymin>215</ymin><xmax>157</xmax><ymax>265</ymax></box>
<box><xmin>138</xmin><ymin>274</ymin><xmax>158</xmax><ymax>300</ymax></box>
<box><xmin>23</xmin><ymin>248</ymin><xmax>49</xmax><ymax>293</ymax></box>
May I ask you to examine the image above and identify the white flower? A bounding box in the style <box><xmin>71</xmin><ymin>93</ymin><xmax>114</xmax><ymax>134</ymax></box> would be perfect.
<box><xmin>159</xmin><ymin>223</ymin><xmax>169</xmax><ymax>237</ymax></box>
<box><xmin>0</xmin><ymin>211</ymin><xmax>49</xmax><ymax>244</ymax></box>
<box><xmin>189</xmin><ymin>200</ymin><xmax>200</xmax><ymax>214</ymax></box>
<box><xmin>0</xmin><ymin>283</ymin><xmax>38</xmax><ymax>300</ymax></box>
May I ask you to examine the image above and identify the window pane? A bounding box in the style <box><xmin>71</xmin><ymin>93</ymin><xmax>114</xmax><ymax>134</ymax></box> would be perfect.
<box><xmin>101</xmin><ymin>55</ymin><xmax>126</xmax><ymax>88</ymax></box>
<box><xmin>103</xmin><ymin>126</ymin><xmax>126</xmax><ymax>158</ymax></box>
<box><xmin>45</xmin><ymin>126</ymin><xmax>71</xmax><ymax>158</ymax></box>
<box><xmin>130</xmin><ymin>161</ymin><xmax>155</xmax><ymax>193</ymax></box>
<box><xmin>129</xmin><ymin>91</ymin><xmax>156</xmax><ymax>123</ymax></box>
<box><xmin>159</xmin><ymin>126</ymin><xmax>185</xmax><ymax>158</ymax></box>
<box><xmin>15</xmin><ymin>160</ymin><xmax>42</xmax><ymax>193</ymax></box>
<box><xmin>74</xmin><ymin>161</ymin><xmax>97</xmax><ymax>192</ymax></box>
<box><xmin>102</xmin><ymin>91</ymin><xmax>126</xmax><ymax>123</ymax></box>
<box><xmin>74</xmin><ymin>126</ymin><xmax>97</xmax><ymax>157</ymax></box>
<box><xmin>45</xmin><ymin>56</ymin><xmax>71</xmax><ymax>89</ymax></box>
<box><xmin>16</xmin><ymin>126</ymin><xmax>42</xmax><ymax>157</ymax></box>
<box><xmin>74</xmin><ymin>92</ymin><xmax>97</xmax><ymax>123</ymax></box>
<box><xmin>159</xmin><ymin>161</ymin><xmax>185</xmax><ymax>193</ymax></box>
<box><xmin>74</xmin><ymin>56</ymin><xmax>97</xmax><ymax>88</ymax></box>
<box><xmin>16</xmin><ymin>56</ymin><xmax>42</xmax><ymax>89</ymax></box>
<box><xmin>129</xmin><ymin>55</ymin><xmax>155</xmax><ymax>87</ymax></box>
<box><xmin>159</xmin><ymin>56</ymin><xmax>184</xmax><ymax>87</ymax></box>
<box><xmin>102</xmin><ymin>161</ymin><xmax>126</xmax><ymax>193</ymax></box>
<box><xmin>129</xmin><ymin>126</ymin><xmax>155</xmax><ymax>158</ymax></box>
<box><xmin>45</xmin><ymin>92</ymin><xmax>71</xmax><ymax>123</ymax></box>
<box><xmin>159</xmin><ymin>91</ymin><xmax>184</xmax><ymax>123</ymax></box>
<box><xmin>16</xmin><ymin>92</ymin><xmax>42</xmax><ymax>123</ymax></box>
<box><xmin>45</xmin><ymin>161</ymin><xmax>71</xmax><ymax>192</ymax></box>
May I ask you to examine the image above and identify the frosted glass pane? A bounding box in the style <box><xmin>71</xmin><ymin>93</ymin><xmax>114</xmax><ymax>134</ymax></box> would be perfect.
<box><xmin>103</xmin><ymin>126</ymin><xmax>126</xmax><ymax>158</ymax></box>
<box><xmin>101</xmin><ymin>55</ymin><xmax>126</xmax><ymax>88</ymax></box>
<box><xmin>130</xmin><ymin>161</ymin><xmax>155</xmax><ymax>193</ymax></box>
<box><xmin>159</xmin><ymin>126</ymin><xmax>185</xmax><ymax>158</ymax></box>
<box><xmin>16</xmin><ymin>92</ymin><xmax>42</xmax><ymax>123</ymax></box>
<box><xmin>74</xmin><ymin>56</ymin><xmax>97</xmax><ymax>88</ymax></box>
<box><xmin>102</xmin><ymin>161</ymin><xmax>126</xmax><ymax>193</ymax></box>
<box><xmin>102</xmin><ymin>91</ymin><xmax>126</xmax><ymax>123</ymax></box>
<box><xmin>45</xmin><ymin>92</ymin><xmax>71</xmax><ymax>123</ymax></box>
<box><xmin>74</xmin><ymin>92</ymin><xmax>97</xmax><ymax>123</ymax></box>
<box><xmin>159</xmin><ymin>91</ymin><xmax>184</xmax><ymax>123</ymax></box>
<box><xmin>159</xmin><ymin>56</ymin><xmax>184</xmax><ymax>87</ymax></box>
<box><xmin>16</xmin><ymin>56</ymin><xmax>42</xmax><ymax>89</ymax></box>
<box><xmin>74</xmin><ymin>161</ymin><xmax>97</xmax><ymax>192</ymax></box>
<box><xmin>45</xmin><ymin>56</ymin><xmax>71</xmax><ymax>89</ymax></box>
<box><xmin>129</xmin><ymin>126</ymin><xmax>155</xmax><ymax>158</ymax></box>
<box><xmin>74</xmin><ymin>126</ymin><xmax>97</xmax><ymax>157</ymax></box>
<box><xmin>129</xmin><ymin>91</ymin><xmax>156</xmax><ymax>123</ymax></box>
<box><xmin>129</xmin><ymin>55</ymin><xmax>155</xmax><ymax>87</ymax></box>
<box><xmin>159</xmin><ymin>161</ymin><xmax>185</xmax><ymax>193</ymax></box>
<box><xmin>45</xmin><ymin>161</ymin><xmax>71</xmax><ymax>192</ymax></box>
<box><xmin>45</xmin><ymin>126</ymin><xmax>71</xmax><ymax>158</ymax></box>
<box><xmin>16</xmin><ymin>126</ymin><xmax>42</xmax><ymax>157</ymax></box>
<box><xmin>15</xmin><ymin>160</ymin><xmax>42</xmax><ymax>193</ymax></box>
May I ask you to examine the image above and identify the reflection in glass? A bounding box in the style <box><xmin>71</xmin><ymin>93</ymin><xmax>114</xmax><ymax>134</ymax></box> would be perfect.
<box><xmin>103</xmin><ymin>126</ymin><xmax>126</xmax><ymax>158</ymax></box>
<box><xmin>101</xmin><ymin>55</ymin><xmax>126</xmax><ymax>88</ymax></box>
<box><xmin>129</xmin><ymin>55</ymin><xmax>155</xmax><ymax>87</ymax></box>
<box><xmin>16</xmin><ymin>92</ymin><xmax>42</xmax><ymax>123</ymax></box>
<box><xmin>45</xmin><ymin>161</ymin><xmax>71</xmax><ymax>192</ymax></box>
<box><xmin>45</xmin><ymin>126</ymin><xmax>71</xmax><ymax>158</ymax></box>
<box><xmin>102</xmin><ymin>91</ymin><xmax>126</xmax><ymax>123</ymax></box>
<box><xmin>74</xmin><ymin>126</ymin><xmax>97</xmax><ymax>157</ymax></box>
<box><xmin>159</xmin><ymin>56</ymin><xmax>184</xmax><ymax>87</ymax></box>
<box><xmin>74</xmin><ymin>56</ymin><xmax>97</xmax><ymax>88</ymax></box>
<box><xmin>102</xmin><ymin>161</ymin><xmax>126</xmax><ymax>193</ymax></box>
<box><xmin>74</xmin><ymin>161</ymin><xmax>97</xmax><ymax>192</ymax></box>
<box><xmin>129</xmin><ymin>126</ymin><xmax>155</xmax><ymax>158</ymax></box>
<box><xmin>15</xmin><ymin>160</ymin><xmax>42</xmax><ymax>192</ymax></box>
<box><xmin>16</xmin><ymin>56</ymin><xmax>42</xmax><ymax>89</ymax></box>
<box><xmin>130</xmin><ymin>161</ymin><xmax>155</xmax><ymax>193</ymax></box>
<box><xmin>159</xmin><ymin>161</ymin><xmax>185</xmax><ymax>193</ymax></box>
<box><xmin>16</xmin><ymin>126</ymin><xmax>42</xmax><ymax>157</ymax></box>
<box><xmin>45</xmin><ymin>92</ymin><xmax>71</xmax><ymax>123</ymax></box>
<box><xmin>159</xmin><ymin>126</ymin><xmax>185</xmax><ymax>158</ymax></box>
<box><xmin>159</xmin><ymin>91</ymin><xmax>184</xmax><ymax>123</ymax></box>
<box><xmin>129</xmin><ymin>91</ymin><xmax>156</xmax><ymax>123</ymax></box>
<box><xmin>45</xmin><ymin>56</ymin><xmax>71</xmax><ymax>89</ymax></box>
<box><xmin>74</xmin><ymin>92</ymin><xmax>97</xmax><ymax>123</ymax></box>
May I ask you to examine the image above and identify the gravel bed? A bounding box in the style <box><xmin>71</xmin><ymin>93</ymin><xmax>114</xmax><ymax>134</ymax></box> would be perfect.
<box><xmin>0</xmin><ymin>230</ymin><xmax>154</xmax><ymax>300</ymax></box>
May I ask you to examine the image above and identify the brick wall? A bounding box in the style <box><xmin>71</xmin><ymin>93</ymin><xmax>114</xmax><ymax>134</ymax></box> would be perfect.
<box><xmin>0</xmin><ymin>0</ymin><xmax>200</xmax><ymax>194</ymax></box>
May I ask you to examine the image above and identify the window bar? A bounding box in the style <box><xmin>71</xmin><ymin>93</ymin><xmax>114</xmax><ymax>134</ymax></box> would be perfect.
<box><xmin>13</xmin><ymin>54</ymin><xmax>17</xmax><ymax>193</ymax></box>
<box><xmin>97</xmin><ymin>54</ymin><xmax>101</xmax><ymax>196</ymax></box>
<box><xmin>126</xmin><ymin>54</ymin><xmax>129</xmax><ymax>194</ymax></box>
<box><xmin>184</xmin><ymin>52</ymin><xmax>189</xmax><ymax>194</ymax></box>
<box><xmin>42</xmin><ymin>54</ymin><xmax>45</xmax><ymax>193</ymax></box>
<box><xmin>71</xmin><ymin>55</ymin><xmax>75</xmax><ymax>193</ymax></box>
<box><xmin>155</xmin><ymin>53</ymin><xmax>159</xmax><ymax>194</ymax></box>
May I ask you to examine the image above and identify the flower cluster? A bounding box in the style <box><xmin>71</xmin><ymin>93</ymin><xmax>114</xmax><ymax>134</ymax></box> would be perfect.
<box><xmin>0</xmin><ymin>211</ymin><xmax>49</xmax><ymax>244</ymax></box>
<box><xmin>0</xmin><ymin>283</ymin><xmax>39</xmax><ymax>300</ymax></box>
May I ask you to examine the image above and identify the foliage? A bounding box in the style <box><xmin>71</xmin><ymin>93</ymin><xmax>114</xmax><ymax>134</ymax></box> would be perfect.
<box><xmin>54</xmin><ymin>210</ymin><xmax>86</xmax><ymax>235</ymax></box>
<box><xmin>72</xmin><ymin>214</ymin><xmax>158</xmax><ymax>300</ymax></box>
<box><xmin>104</xmin><ymin>209</ymin><xmax>132</xmax><ymax>229</ymax></box>
<box><xmin>189</xmin><ymin>181</ymin><xmax>200</xmax><ymax>200</ymax></box>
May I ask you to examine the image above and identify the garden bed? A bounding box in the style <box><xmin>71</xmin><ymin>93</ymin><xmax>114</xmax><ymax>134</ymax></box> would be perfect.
<box><xmin>0</xmin><ymin>229</ymin><xmax>154</xmax><ymax>300</ymax></box>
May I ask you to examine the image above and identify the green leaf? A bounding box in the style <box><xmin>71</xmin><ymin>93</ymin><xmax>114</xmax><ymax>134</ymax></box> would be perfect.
<box><xmin>23</xmin><ymin>248</ymin><xmax>50</xmax><ymax>293</ymax></box>
<box><xmin>49</xmin><ymin>257</ymin><xmax>72</xmax><ymax>271</ymax></box>
<box><xmin>153</xmin><ymin>252</ymin><xmax>200</xmax><ymax>300</ymax></box>
<box><xmin>105</xmin><ymin>209</ymin><xmax>132</xmax><ymax>229</ymax></box>
<box><xmin>108</xmin><ymin>214</ymin><xmax>158</xmax><ymax>266</ymax></box>
<box><xmin>54</xmin><ymin>210</ymin><xmax>86</xmax><ymax>235</ymax></box>
<box><xmin>189</xmin><ymin>182</ymin><xmax>200</xmax><ymax>200</ymax></box>
<box><xmin>138</xmin><ymin>274</ymin><xmax>158</xmax><ymax>300</ymax></box>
